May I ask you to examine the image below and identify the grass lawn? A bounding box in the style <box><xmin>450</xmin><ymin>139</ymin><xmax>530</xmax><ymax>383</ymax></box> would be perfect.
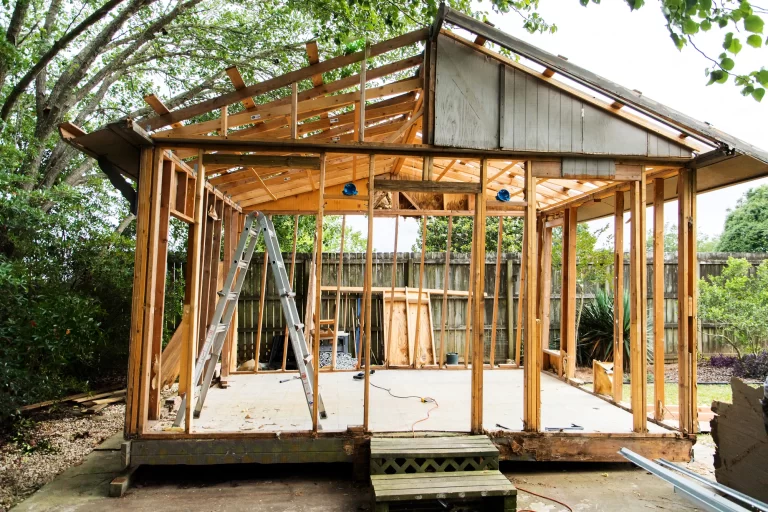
<box><xmin>618</xmin><ymin>383</ymin><xmax>733</xmax><ymax>407</ymax></box>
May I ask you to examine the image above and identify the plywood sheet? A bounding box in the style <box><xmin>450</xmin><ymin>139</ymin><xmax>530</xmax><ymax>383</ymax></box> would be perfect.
<box><xmin>408</xmin><ymin>293</ymin><xmax>436</xmax><ymax>366</ymax></box>
<box><xmin>383</xmin><ymin>296</ymin><xmax>410</xmax><ymax>366</ymax></box>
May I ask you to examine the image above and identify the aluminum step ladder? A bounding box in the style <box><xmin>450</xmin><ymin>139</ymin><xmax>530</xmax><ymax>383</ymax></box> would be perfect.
<box><xmin>173</xmin><ymin>211</ymin><xmax>326</xmax><ymax>427</ymax></box>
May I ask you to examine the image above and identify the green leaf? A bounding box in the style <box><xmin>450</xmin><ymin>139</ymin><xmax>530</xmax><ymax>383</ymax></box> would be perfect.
<box><xmin>744</xmin><ymin>15</ymin><xmax>764</xmax><ymax>33</ymax></box>
<box><xmin>699</xmin><ymin>0</ymin><xmax>712</xmax><ymax>11</ymax></box>
<box><xmin>747</xmin><ymin>34</ymin><xmax>763</xmax><ymax>47</ymax></box>
<box><xmin>752</xmin><ymin>87</ymin><xmax>765</xmax><ymax>101</ymax></box>
<box><xmin>707</xmin><ymin>69</ymin><xmax>725</xmax><ymax>85</ymax></box>
<box><xmin>756</xmin><ymin>69</ymin><xmax>768</xmax><ymax>86</ymax></box>
<box><xmin>720</xmin><ymin>57</ymin><xmax>735</xmax><ymax>70</ymax></box>
<box><xmin>671</xmin><ymin>32</ymin><xmax>685</xmax><ymax>50</ymax></box>
<box><xmin>726</xmin><ymin>36</ymin><xmax>743</xmax><ymax>54</ymax></box>
<box><xmin>701</xmin><ymin>19</ymin><xmax>712</xmax><ymax>31</ymax></box>
<box><xmin>683</xmin><ymin>19</ymin><xmax>699</xmax><ymax>34</ymax></box>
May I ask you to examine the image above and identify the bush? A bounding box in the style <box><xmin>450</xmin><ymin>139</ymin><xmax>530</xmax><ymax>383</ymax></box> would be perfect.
<box><xmin>708</xmin><ymin>353</ymin><xmax>739</xmax><ymax>368</ymax></box>
<box><xmin>577</xmin><ymin>289</ymin><xmax>629</xmax><ymax>366</ymax></box>
<box><xmin>0</xmin><ymin>174</ymin><xmax>135</xmax><ymax>431</ymax></box>
<box><xmin>733</xmin><ymin>351</ymin><xmax>768</xmax><ymax>380</ymax></box>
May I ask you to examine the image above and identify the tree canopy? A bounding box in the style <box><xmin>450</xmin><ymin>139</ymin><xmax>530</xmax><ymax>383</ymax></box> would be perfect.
<box><xmin>718</xmin><ymin>184</ymin><xmax>768</xmax><ymax>252</ymax></box>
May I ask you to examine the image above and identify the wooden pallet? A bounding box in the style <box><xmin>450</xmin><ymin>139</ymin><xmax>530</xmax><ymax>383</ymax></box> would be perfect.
<box><xmin>370</xmin><ymin>436</ymin><xmax>516</xmax><ymax>511</ymax></box>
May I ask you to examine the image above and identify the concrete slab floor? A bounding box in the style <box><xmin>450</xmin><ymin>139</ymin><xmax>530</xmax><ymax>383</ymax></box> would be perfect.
<box><xmin>14</xmin><ymin>440</ymin><xmax>702</xmax><ymax>511</ymax></box>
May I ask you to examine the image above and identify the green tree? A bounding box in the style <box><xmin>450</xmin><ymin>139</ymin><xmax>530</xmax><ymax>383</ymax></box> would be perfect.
<box><xmin>644</xmin><ymin>222</ymin><xmax>722</xmax><ymax>252</ymax></box>
<box><xmin>718</xmin><ymin>185</ymin><xmax>768</xmax><ymax>252</ymax></box>
<box><xmin>699</xmin><ymin>256</ymin><xmax>768</xmax><ymax>356</ymax></box>
<box><xmin>416</xmin><ymin>217</ymin><xmax>523</xmax><ymax>253</ymax></box>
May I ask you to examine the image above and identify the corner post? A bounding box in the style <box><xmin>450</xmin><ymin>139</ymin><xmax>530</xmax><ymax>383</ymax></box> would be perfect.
<box><xmin>613</xmin><ymin>191</ymin><xmax>625</xmax><ymax>403</ymax></box>
<box><xmin>470</xmin><ymin>158</ymin><xmax>488</xmax><ymax>433</ymax></box>
<box><xmin>653</xmin><ymin>178</ymin><xmax>666</xmax><ymax>420</ymax></box>
<box><xmin>363</xmin><ymin>155</ymin><xmax>375</xmax><ymax>431</ymax></box>
<box><xmin>523</xmin><ymin>161</ymin><xmax>540</xmax><ymax>432</ymax></box>
<box><xmin>678</xmin><ymin>168</ymin><xmax>698</xmax><ymax>434</ymax></box>
<box><xmin>629</xmin><ymin>174</ymin><xmax>648</xmax><ymax>433</ymax></box>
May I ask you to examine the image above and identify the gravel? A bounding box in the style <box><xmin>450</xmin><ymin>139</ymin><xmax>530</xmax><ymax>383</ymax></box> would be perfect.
<box><xmin>319</xmin><ymin>351</ymin><xmax>357</xmax><ymax>369</ymax></box>
<box><xmin>0</xmin><ymin>404</ymin><xmax>124</xmax><ymax>512</ymax></box>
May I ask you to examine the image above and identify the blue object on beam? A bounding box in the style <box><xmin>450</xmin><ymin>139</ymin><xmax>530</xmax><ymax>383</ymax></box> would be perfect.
<box><xmin>496</xmin><ymin>189</ymin><xmax>511</xmax><ymax>202</ymax></box>
<box><xmin>343</xmin><ymin>183</ymin><xmax>358</xmax><ymax>196</ymax></box>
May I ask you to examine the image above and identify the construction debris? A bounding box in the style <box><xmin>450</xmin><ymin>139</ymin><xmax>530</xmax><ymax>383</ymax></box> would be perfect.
<box><xmin>20</xmin><ymin>388</ymin><xmax>126</xmax><ymax>415</ymax></box>
<box><xmin>711</xmin><ymin>378</ymin><xmax>768</xmax><ymax>503</ymax></box>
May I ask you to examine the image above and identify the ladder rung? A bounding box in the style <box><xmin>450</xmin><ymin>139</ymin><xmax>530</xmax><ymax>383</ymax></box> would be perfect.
<box><xmin>215</xmin><ymin>324</ymin><xmax>227</xmax><ymax>333</ymax></box>
<box><xmin>281</xmin><ymin>292</ymin><xmax>296</xmax><ymax>298</ymax></box>
<box><xmin>294</xmin><ymin>323</ymin><xmax>304</xmax><ymax>330</ymax></box>
<box><xmin>304</xmin><ymin>354</ymin><xmax>313</xmax><ymax>364</ymax></box>
<box><xmin>226</xmin><ymin>292</ymin><xmax>238</xmax><ymax>300</ymax></box>
<box><xmin>237</xmin><ymin>260</ymin><xmax>248</xmax><ymax>269</ymax></box>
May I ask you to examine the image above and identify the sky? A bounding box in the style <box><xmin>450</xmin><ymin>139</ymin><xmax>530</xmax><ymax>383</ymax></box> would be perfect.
<box><xmin>347</xmin><ymin>1</ymin><xmax>768</xmax><ymax>251</ymax></box>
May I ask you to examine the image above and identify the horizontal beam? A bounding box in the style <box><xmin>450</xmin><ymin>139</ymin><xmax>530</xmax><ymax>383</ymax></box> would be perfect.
<box><xmin>374</xmin><ymin>179</ymin><xmax>481</xmax><ymax>194</ymax></box>
<box><xmin>154</xmin><ymin>136</ymin><xmax>694</xmax><ymax>164</ymax></box>
<box><xmin>202</xmin><ymin>154</ymin><xmax>321</xmax><ymax>169</ymax></box>
<box><xmin>251</xmin><ymin>208</ymin><xmax>524</xmax><ymax>217</ymax></box>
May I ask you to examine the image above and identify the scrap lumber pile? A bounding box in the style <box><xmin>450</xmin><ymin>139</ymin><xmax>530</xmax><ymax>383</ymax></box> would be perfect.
<box><xmin>20</xmin><ymin>388</ymin><xmax>127</xmax><ymax>415</ymax></box>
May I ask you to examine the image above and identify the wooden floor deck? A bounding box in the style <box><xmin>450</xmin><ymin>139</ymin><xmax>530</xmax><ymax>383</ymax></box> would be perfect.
<box><xmin>149</xmin><ymin>369</ymin><xmax>674</xmax><ymax>434</ymax></box>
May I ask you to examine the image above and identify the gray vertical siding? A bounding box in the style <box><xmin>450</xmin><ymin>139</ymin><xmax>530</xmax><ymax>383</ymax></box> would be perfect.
<box><xmin>434</xmin><ymin>34</ymin><xmax>690</xmax><ymax>158</ymax></box>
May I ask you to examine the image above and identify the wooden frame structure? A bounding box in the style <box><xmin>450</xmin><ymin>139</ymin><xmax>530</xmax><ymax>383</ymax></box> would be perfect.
<box><xmin>61</xmin><ymin>5</ymin><xmax>768</xmax><ymax>468</ymax></box>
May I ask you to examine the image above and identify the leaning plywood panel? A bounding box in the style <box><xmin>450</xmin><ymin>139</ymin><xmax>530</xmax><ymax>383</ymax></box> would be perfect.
<box><xmin>383</xmin><ymin>295</ymin><xmax>410</xmax><ymax>366</ymax></box>
<box><xmin>408</xmin><ymin>292</ymin><xmax>436</xmax><ymax>366</ymax></box>
<box><xmin>434</xmin><ymin>34</ymin><xmax>499</xmax><ymax>149</ymax></box>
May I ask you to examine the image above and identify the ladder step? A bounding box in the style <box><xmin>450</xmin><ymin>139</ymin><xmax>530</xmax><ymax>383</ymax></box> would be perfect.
<box><xmin>215</xmin><ymin>324</ymin><xmax>227</xmax><ymax>333</ymax></box>
<box><xmin>237</xmin><ymin>260</ymin><xmax>248</xmax><ymax>269</ymax></box>
<box><xmin>226</xmin><ymin>292</ymin><xmax>238</xmax><ymax>300</ymax></box>
<box><xmin>281</xmin><ymin>291</ymin><xmax>296</xmax><ymax>298</ymax></box>
<box><xmin>294</xmin><ymin>323</ymin><xmax>304</xmax><ymax>330</ymax></box>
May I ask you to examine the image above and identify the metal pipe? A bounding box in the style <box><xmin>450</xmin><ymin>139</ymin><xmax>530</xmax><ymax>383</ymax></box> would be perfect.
<box><xmin>655</xmin><ymin>459</ymin><xmax>768</xmax><ymax>512</ymax></box>
<box><xmin>619</xmin><ymin>448</ymin><xmax>749</xmax><ymax>512</ymax></box>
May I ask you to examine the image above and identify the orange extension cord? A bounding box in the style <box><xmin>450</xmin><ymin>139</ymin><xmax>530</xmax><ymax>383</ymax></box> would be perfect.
<box><xmin>517</xmin><ymin>486</ymin><xmax>574</xmax><ymax>512</ymax></box>
<box><xmin>369</xmin><ymin>382</ymin><xmax>438</xmax><ymax>436</ymax></box>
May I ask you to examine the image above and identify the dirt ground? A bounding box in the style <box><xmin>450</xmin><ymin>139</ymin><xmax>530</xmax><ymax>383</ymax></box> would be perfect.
<box><xmin>0</xmin><ymin>405</ymin><xmax>125</xmax><ymax>512</ymax></box>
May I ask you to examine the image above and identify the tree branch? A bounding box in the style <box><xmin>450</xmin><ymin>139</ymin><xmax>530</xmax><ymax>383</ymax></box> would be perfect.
<box><xmin>0</xmin><ymin>0</ymin><xmax>129</xmax><ymax>122</ymax></box>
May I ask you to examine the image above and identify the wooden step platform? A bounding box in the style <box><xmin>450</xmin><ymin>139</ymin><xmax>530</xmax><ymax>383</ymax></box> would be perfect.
<box><xmin>370</xmin><ymin>436</ymin><xmax>499</xmax><ymax>474</ymax></box>
<box><xmin>370</xmin><ymin>436</ymin><xmax>516</xmax><ymax>511</ymax></box>
<box><xmin>371</xmin><ymin>471</ymin><xmax>516</xmax><ymax>511</ymax></box>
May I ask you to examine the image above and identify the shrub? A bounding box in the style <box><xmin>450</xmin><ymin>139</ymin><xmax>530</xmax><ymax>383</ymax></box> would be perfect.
<box><xmin>708</xmin><ymin>353</ymin><xmax>739</xmax><ymax>368</ymax></box>
<box><xmin>733</xmin><ymin>351</ymin><xmax>768</xmax><ymax>380</ymax></box>
<box><xmin>577</xmin><ymin>289</ymin><xmax>629</xmax><ymax>366</ymax></box>
<box><xmin>0</xmin><ymin>174</ymin><xmax>135</xmax><ymax>431</ymax></box>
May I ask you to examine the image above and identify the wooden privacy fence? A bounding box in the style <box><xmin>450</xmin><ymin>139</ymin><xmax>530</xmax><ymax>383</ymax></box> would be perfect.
<box><xmin>235</xmin><ymin>251</ymin><xmax>768</xmax><ymax>366</ymax></box>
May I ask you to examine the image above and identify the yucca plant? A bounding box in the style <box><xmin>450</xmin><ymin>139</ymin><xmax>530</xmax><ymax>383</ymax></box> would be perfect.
<box><xmin>577</xmin><ymin>289</ymin><xmax>630</xmax><ymax>367</ymax></box>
